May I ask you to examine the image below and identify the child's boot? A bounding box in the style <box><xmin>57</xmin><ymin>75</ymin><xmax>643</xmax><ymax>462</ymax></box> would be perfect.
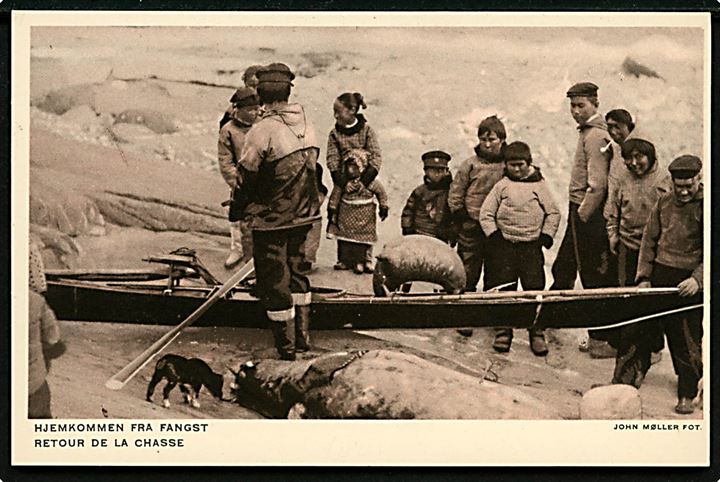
<box><xmin>529</xmin><ymin>328</ymin><xmax>549</xmax><ymax>357</ymax></box>
<box><xmin>224</xmin><ymin>249</ymin><xmax>243</xmax><ymax>269</ymax></box>
<box><xmin>675</xmin><ymin>397</ymin><xmax>694</xmax><ymax>415</ymax></box>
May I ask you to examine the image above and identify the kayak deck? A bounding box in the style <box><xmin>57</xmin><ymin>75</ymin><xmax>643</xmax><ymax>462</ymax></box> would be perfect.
<box><xmin>44</xmin><ymin>275</ymin><xmax>702</xmax><ymax>330</ymax></box>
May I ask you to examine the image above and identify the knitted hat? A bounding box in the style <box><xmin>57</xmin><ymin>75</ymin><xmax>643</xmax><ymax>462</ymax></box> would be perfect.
<box><xmin>668</xmin><ymin>155</ymin><xmax>702</xmax><ymax>179</ymax></box>
<box><xmin>566</xmin><ymin>82</ymin><xmax>599</xmax><ymax>98</ymax></box>
<box><xmin>229</xmin><ymin>87</ymin><xmax>260</xmax><ymax>107</ymax></box>
<box><xmin>421</xmin><ymin>150</ymin><xmax>451</xmax><ymax>168</ymax></box>
<box><xmin>256</xmin><ymin>63</ymin><xmax>295</xmax><ymax>86</ymax></box>
<box><xmin>502</xmin><ymin>142</ymin><xmax>532</xmax><ymax>164</ymax></box>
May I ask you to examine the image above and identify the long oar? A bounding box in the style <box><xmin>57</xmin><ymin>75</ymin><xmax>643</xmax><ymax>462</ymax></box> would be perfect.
<box><xmin>105</xmin><ymin>260</ymin><xmax>255</xmax><ymax>390</ymax></box>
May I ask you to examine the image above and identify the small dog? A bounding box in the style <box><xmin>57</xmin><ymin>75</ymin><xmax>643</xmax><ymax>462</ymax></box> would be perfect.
<box><xmin>146</xmin><ymin>354</ymin><xmax>224</xmax><ymax>408</ymax></box>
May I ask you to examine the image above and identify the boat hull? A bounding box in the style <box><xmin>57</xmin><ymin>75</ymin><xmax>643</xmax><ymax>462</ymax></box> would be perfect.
<box><xmin>44</xmin><ymin>279</ymin><xmax>702</xmax><ymax>330</ymax></box>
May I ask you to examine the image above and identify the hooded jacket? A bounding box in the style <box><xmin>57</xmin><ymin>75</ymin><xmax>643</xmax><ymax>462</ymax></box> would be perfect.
<box><xmin>239</xmin><ymin>103</ymin><xmax>322</xmax><ymax>231</ymax></box>
<box><xmin>479</xmin><ymin>167</ymin><xmax>561</xmax><ymax>243</ymax></box>
<box><xmin>636</xmin><ymin>184</ymin><xmax>703</xmax><ymax>287</ymax></box>
<box><xmin>448</xmin><ymin>145</ymin><xmax>505</xmax><ymax>220</ymax></box>
<box><xmin>401</xmin><ymin>174</ymin><xmax>453</xmax><ymax>242</ymax></box>
<box><xmin>568</xmin><ymin>113</ymin><xmax>612</xmax><ymax>221</ymax></box>
<box><xmin>605</xmin><ymin>132</ymin><xmax>671</xmax><ymax>251</ymax></box>
<box><xmin>218</xmin><ymin>119</ymin><xmax>252</xmax><ymax>189</ymax></box>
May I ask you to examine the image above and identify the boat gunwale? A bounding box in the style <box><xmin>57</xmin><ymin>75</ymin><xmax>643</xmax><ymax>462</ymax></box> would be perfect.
<box><xmin>46</xmin><ymin>278</ymin><xmax>685</xmax><ymax>305</ymax></box>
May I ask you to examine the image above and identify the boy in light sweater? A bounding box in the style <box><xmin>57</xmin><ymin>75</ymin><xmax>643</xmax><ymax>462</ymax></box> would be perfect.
<box><xmin>479</xmin><ymin>142</ymin><xmax>560</xmax><ymax>355</ymax></box>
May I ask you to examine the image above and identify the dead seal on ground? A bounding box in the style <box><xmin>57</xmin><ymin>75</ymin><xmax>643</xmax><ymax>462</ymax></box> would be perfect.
<box><xmin>113</xmin><ymin>109</ymin><xmax>178</xmax><ymax>134</ymax></box>
<box><xmin>228</xmin><ymin>349</ymin><xmax>558</xmax><ymax>419</ymax></box>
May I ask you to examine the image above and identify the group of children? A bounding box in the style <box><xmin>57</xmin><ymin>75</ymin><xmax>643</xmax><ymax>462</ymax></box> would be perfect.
<box><xmin>217</xmin><ymin>69</ymin><xmax>704</xmax><ymax>415</ymax></box>
<box><xmin>400</xmin><ymin>122</ymin><xmax>560</xmax><ymax>356</ymax></box>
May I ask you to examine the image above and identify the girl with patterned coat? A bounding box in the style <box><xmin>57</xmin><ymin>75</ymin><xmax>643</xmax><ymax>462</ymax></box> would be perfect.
<box><xmin>325</xmin><ymin>92</ymin><xmax>384</xmax><ymax>272</ymax></box>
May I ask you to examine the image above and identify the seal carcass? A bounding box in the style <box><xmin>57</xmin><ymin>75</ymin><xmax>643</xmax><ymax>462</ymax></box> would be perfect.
<box><xmin>373</xmin><ymin>235</ymin><xmax>466</xmax><ymax>296</ymax></box>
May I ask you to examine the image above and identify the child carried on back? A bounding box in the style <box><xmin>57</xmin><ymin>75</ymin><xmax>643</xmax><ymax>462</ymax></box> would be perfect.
<box><xmin>479</xmin><ymin>141</ymin><xmax>560</xmax><ymax>356</ymax></box>
<box><xmin>327</xmin><ymin>149</ymin><xmax>389</xmax><ymax>274</ymax></box>
<box><xmin>325</xmin><ymin>92</ymin><xmax>387</xmax><ymax>274</ymax></box>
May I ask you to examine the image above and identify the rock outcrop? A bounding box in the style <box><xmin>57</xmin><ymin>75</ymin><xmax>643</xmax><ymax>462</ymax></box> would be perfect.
<box><xmin>580</xmin><ymin>384</ymin><xmax>642</xmax><ymax>420</ymax></box>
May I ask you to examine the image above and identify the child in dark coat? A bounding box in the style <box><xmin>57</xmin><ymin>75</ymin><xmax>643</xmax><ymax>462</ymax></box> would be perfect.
<box><xmin>401</xmin><ymin>150</ymin><xmax>455</xmax><ymax>244</ymax></box>
<box><xmin>479</xmin><ymin>142</ymin><xmax>560</xmax><ymax>356</ymax></box>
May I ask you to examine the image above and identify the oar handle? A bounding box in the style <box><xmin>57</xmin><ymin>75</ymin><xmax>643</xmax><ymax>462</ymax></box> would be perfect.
<box><xmin>105</xmin><ymin>261</ymin><xmax>255</xmax><ymax>390</ymax></box>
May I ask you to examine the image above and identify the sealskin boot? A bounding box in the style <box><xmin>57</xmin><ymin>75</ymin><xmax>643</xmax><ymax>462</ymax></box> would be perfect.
<box><xmin>674</xmin><ymin>397</ymin><xmax>694</xmax><ymax>415</ymax></box>
<box><xmin>493</xmin><ymin>328</ymin><xmax>513</xmax><ymax>353</ymax></box>
<box><xmin>295</xmin><ymin>305</ymin><xmax>311</xmax><ymax>352</ymax></box>
<box><xmin>224</xmin><ymin>250</ymin><xmax>243</xmax><ymax>269</ymax></box>
<box><xmin>587</xmin><ymin>338</ymin><xmax>617</xmax><ymax>359</ymax></box>
<box><xmin>270</xmin><ymin>319</ymin><xmax>296</xmax><ymax>361</ymax></box>
<box><xmin>528</xmin><ymin>328</ymin><xmax>549</xmax><ymax>357</ymax></box>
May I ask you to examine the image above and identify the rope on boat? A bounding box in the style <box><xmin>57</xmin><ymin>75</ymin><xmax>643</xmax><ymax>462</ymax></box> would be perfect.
<box><xmin>589</xmin><ymin>304</ymin><xmax>703</xmax><ymax>331</ymax></box>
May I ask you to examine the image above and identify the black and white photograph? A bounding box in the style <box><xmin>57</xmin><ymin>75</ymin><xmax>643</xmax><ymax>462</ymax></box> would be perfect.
<box><xmin>11</xmin><ymin>11</ymin><xmax>710</xmax><ymax>465</ymax></box>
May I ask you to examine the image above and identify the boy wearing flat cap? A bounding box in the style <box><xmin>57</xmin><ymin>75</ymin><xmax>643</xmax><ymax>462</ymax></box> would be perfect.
<box><xmin>401</xmin><ymin>150</ymin><xmax>455</xmax><ymax>244</ymax></box>
<box><xmin>238</xmin><ymin>63</ymin><xmax>324</xmax><ymax>360</ymax></box>
<box><xmin>218</xmin><ymin>87</ymin><xmax>261</xmax><ymax>269</ymax></box>
<box><xmin>551</xmin><ymin>82</ymin><xmax>616</xmax><ymax>358</ymax></box>
<box><xmin>629</xmin><ymin>155</ymin><xmax>703</xmax><ymax>414</ymax></box>
<box><xmin>479</xmin><ymin>142</ymin><xmax>560</xmax><ymax>355</ymax></box>
<box><xmin>219</xmin><ymin>64</ymin><xmax>264</xmax><ymax>130</ymax></box>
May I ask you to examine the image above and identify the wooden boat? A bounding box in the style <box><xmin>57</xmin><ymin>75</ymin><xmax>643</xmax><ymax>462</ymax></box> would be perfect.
<box><xmin>44</xmin><ymin>257</ymin><xmax>702</xmax><ymax>331</ymax></box>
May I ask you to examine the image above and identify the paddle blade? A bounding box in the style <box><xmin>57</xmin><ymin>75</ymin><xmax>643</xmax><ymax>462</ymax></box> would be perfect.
<box><xmin>105</xmin><ymin>378</ymin><xmax>125</xmax><ymax>391</ymax></box>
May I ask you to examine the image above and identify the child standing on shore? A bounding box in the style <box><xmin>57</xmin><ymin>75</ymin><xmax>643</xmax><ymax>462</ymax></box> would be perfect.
<box><xmin>448</xmin><ymin>116</ymin><xmax>507</xmax><ymax>293</ymax></box>
<box><xmin>401</xmin><ymin>150</ymin><xmax>455</xmax><ymax>244</ymax></box>
<box><xmin>479</xmin><ymin>142</ymin><xmax>560</xmax><ymax>356</ymax></box>
<box><xmin>217</xmin><ymin>87</ymin><xmax>261</xmax><ymax>268</ymax></box>
<box><xmin>326</xmin><ymin>92</ymin><xmax>383</xmax><ymax>271</ymax></box>
<box><xmin>605</xmin><ymin>133</ymin><xmax>671</xmax><ymax>386</ymax></box>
